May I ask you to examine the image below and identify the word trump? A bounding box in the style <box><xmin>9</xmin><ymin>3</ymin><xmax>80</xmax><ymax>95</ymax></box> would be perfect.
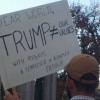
<box><xmin>0</xmin><ymin>20</ymin><xmax>74</xmax><ymax>56</ymax></box>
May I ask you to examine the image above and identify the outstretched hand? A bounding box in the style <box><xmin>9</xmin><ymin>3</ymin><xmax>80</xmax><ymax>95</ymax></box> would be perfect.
<box><xmin>4</xmin><ymin>87</ymin><xmax>20</xmax><ymax>100</ymax></box>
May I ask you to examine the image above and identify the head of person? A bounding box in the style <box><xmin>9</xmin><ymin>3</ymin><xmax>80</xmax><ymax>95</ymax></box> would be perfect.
<box><xmin>64</xmin><ymin>54</ymin><xmax>99</xmax><ymax>98</ymax></box>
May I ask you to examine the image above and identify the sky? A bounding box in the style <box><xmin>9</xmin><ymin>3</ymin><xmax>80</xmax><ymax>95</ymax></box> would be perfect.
<box><xmin>0</xmin><ymin>0</ymin><xmax>100</xmax><ymax>15</ymax></box>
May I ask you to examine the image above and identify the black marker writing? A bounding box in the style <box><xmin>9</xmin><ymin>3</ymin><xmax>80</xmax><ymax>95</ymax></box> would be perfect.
<box><xmin>25</xmin><ymin>6</ymin><xmax>54</xmax><ymax>20</ymax></box>
<box><xmin>12</xmin><ymin>58</ymin><xmax>25</xmax><ymax>67</ymax></box>
<box><xmin>50</xmin><ymin>25</ymin><xmax>58</xmax><ymax>39</ymax></box>
<box><xmin>0</xmin><ymin>13</ymin><xmax>22</xmax><ymax>28</ymax></box>
<box><xmin>0</xmin><ymin>21</ymin><xmax>74</xmax><ymax>56</ymax></box>
<box><xmin>13</xmin><ymin>31</ymin><xmax>26</xmax><ymax>53</ymax></box>
<box><xmin>0</xmin><ymin>34</ymin><xmax>12</xmax><ymax>56</ymax></box>
<box><xmin>0</xmin><ymin>22</ymin><xmax>50</xmax><ymax>56</ymax></box>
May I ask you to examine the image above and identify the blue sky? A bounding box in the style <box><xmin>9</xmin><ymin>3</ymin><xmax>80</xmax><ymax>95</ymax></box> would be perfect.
<box><xmin>0</xmin><ymin>0</ymin><xmax>100</xmax><ymax>15</ymax></box>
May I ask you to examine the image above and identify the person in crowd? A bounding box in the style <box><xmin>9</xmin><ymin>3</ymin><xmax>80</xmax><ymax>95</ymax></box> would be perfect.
<box><xmin>65</xmin><ymin>54</ymin><xmax>99</xmax><ymax>100</ymax></box>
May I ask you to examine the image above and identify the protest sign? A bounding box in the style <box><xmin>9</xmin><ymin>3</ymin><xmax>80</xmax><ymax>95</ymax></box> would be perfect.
<box><xmin>0</xmin><ymin>0</ymin><xmax>80</xmax><ymax>89</ymax></box>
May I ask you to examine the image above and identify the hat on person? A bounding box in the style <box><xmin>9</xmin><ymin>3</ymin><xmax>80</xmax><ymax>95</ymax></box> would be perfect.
<box><xmin>65</xmin><ymin>54</ymin><xmax>99</xmax><ymax>84</ymax></box>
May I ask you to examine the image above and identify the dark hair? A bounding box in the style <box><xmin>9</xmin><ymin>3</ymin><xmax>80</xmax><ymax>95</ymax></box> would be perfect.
<box><xmin>68</xmin><ymin>73</ymin><xmax>98</xmax><ymax>92</ymax></box>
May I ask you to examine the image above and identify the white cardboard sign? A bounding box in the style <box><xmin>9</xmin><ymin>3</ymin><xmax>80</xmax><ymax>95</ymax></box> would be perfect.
<box><xmin>0</xmin><ymin>0</ymin><xmax>80</xmax><ymax>89</ymax></box>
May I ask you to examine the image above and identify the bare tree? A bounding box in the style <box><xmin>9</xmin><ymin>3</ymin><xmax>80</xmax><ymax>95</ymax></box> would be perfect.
<box><xmin>70</xmin><ymin>1</ymin><xmax>100</xmax><ymax>63</ymax></box>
